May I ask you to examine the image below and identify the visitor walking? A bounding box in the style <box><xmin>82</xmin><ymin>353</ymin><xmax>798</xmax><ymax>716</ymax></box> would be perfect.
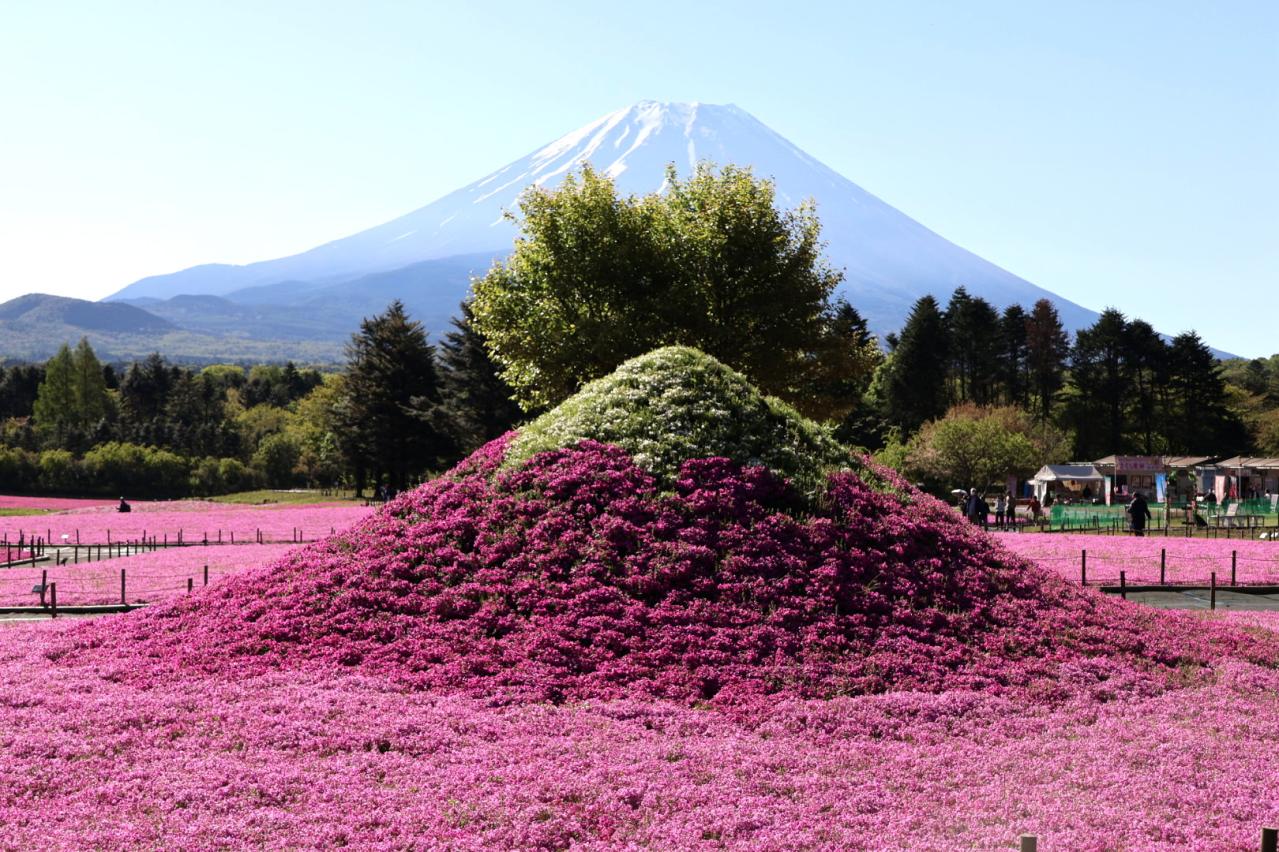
<box><xmin>1128</xmin><ymin>492</ymin><xmax>1152</xmax><ymax>537</ymax></box>
<box><xmin>1028</xmin><ymin>495</ymin><xmax>1041</xmax><ymax>523</ymax></box>
<box><xmin>994</xmin><ymin>493</ymin><xmax>1006</xmax><ymax>529</ymax></box>
<box><xmin>965</xmin><ymin>488</ymin><xmax>989</xmax><ymax>530</ymax></box>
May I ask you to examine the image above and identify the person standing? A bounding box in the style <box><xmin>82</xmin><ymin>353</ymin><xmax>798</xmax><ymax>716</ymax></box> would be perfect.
<box><xmin>965</xmin><ymin>488</ymin><xmax>990</xmax><ymax>530</ymax></box>
<box><xmin>1129</xmin><ymin>492</ymin><xmax>1152</xmax><ymax>537</ymax></box>
<box><xmin>994</xmin><ymin>493</ymin><xmax>1006</xmax><ymax>529</ymax></box>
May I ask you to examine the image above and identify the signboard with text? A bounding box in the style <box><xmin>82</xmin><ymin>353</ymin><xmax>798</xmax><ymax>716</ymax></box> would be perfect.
<box><xmin>1115</xmin><ymin>456</ymin><xmax>1163</xmax><ymax>473</ymax></box>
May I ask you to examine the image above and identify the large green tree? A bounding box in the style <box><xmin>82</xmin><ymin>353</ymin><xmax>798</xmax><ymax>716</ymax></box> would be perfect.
<box><xmin>1162</xmin><ymin>332</ymin><xmax>1248</xmax><ymax>453</ymax></box>
<box><xmin>1062</xmin><ymin>308</ymin><xmax>1129</xmax><ymax>458</ymax></box>
<box><xmin>904</xmin><ymin>403</ymin><xmax>1067</xmax><ymax>493</ymax></box>
<box><xmin>1024</xmin><ymin>299</ymin><xmax>1069</xmax><ymax>421</ymax></box>
<box><xmin>883</xmin><ymin>295</ymin><xmax>950</xmax><ymax>434</ymax></box>
<box><xmin>337</xmin><ymin>301</ymin><xmax>451</xmax><ymax>493</ymax></box>
<box><xmin>436</xmin><ymin>302</ymin><xmax>524</xmax><ymax>456</ymax></box>
<box><xmin>32</xmin><ymin>338</ymin><xmax>110</xmax><ymax>446</ymax></box>
<box><xmin>470</xmin><ymin>162</ymin><xmax>847</xmax><ymax>415</ymax></box>
<box><xmin>943</xmin><ymin>287</ymin><xmax>1001</xmax><ymax>405</ymax></box>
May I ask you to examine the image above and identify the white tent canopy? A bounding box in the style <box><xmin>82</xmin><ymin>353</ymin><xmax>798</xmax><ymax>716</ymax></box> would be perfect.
<box><xmin>1031</xmin><ymin>465</ymin><xmax>1105</xmax><ymax>500</ymax></box>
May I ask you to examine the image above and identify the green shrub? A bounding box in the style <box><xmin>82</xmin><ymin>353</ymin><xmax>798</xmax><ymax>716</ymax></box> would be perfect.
<box><xmin>81</xmin><ymin>441</ymin><xmax>190</xmax><ymax>498</ymax></box>
<box><xmin>252</xmin><ymin>433</ymin><xmax>301</xmax><ymax>488</ymax></box>
<box><xmin>0</xmin><ymin>445</ymin><xmax>37</xmax><ymax>490</ymax></box>
<box><xmin>37</xmin><ymin>449</ymin><xmax>77</xmax><ymax>491</ymax></box>
<box><xmin>506</xmin><ymin>346</ymin><xmax>851</xmax><ymax>493</ymax></box>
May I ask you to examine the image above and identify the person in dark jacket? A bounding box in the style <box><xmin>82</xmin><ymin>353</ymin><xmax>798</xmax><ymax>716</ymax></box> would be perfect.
<box><xmin>1129</xmin><ymin>492</ymin><xmax>1152</xmax><ymax>536</ymax></box>
<box><xmin>965</xmin><ymin>488</ymin><xmax>990</xmax><ymax>530</ymax></box>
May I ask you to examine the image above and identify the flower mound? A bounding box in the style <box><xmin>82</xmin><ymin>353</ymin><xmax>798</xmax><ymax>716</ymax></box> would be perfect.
<box><xmin>66</xmin><ymin>436</ymin><xmax>1275</xmax><ymax>706</ymax></box>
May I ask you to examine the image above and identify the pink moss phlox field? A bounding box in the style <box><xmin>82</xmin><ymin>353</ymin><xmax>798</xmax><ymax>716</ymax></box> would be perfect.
<box><xmin>0</xmin><ymin>503</ymin><xmax>372</xmax><ymax>545</ymax></box>
<box><xmin>997</xmin><ymin>532</ymin><xmax>1279</xmax><ymax>584</ymax></box>
<box><xmin>59</xmin><ymin>440</ymin><xmax>1279</xmax><ymax>707</ymax></box>
<box><xmin>0</xmin><ymin>495</ymin><xmax>119</xmax><ymax>511</ymax></box>
<box><xmin>0</xmin><ymin>543</ymin><xmax>297</xmax><ymax>605</ymax></box>
<box><xmin>5</xmin><ymin>624</ymin><xmax>1279</xmax><ymax>848</ymax></box>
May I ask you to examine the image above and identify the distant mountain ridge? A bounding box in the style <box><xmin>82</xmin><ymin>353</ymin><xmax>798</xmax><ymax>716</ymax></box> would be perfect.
<box><xmin>0</xmin><ymin>293</ymin><xmax>174</xmax><ymax>333</ymax></box>
<box><xmin>0</xmin><ymin>294</ymin><xmax>343</xmax><ymax>363</ymax></box>
<box><xmin>105</xmin><ymin>100</ymin><xmax>1102</xmax><ymax>339</ymax></box>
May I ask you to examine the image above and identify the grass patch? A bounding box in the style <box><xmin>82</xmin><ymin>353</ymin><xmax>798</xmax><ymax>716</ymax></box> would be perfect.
<box><xmin>210</xmin><ymin>490</ymin><xmax>360</xmax><ymax>506</ymax></box>
<box><xmin>0</xmin><ymin>508</ymin><xmax>52</xmax><ymax>517</ymax></box>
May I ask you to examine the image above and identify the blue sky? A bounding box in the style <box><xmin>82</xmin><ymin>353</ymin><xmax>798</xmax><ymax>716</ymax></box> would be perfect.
<box><xmin>1</xmin><ymin>0</ymin><xmax>1275</xmax><ymax>354</ymax></box>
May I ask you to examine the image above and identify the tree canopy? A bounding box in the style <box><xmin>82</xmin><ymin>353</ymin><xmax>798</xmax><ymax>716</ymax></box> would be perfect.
<box><xmin>470</xmin><ymin>162</ymin><xmax>856</xmax><ymax>416</ymax></box>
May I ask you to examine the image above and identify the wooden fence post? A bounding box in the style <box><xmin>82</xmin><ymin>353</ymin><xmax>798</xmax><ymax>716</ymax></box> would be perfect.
<box><xmin>1120</xmin><ymin>570</ymin><xmax>1127</xmax><ymax>600</ymax></box>
<box><xmin>1081</xmin><ymin>549</ymin><xmax>1087</xmax><ymax>586</ymax></box>
<box><xmin>1019</xmin><ymin>835</ymin><xmax>1038</xmax><ymax>852</ymax></box>
<box><xmin>1261</xmin><ymin>826</ymin><xmax>1278</xmax><ymax>852</ymax></box>
<box><xmin>203</xmin><ymin>564</ymin><xmax>209</xmax><ymax>586</ymax></box>
<box><xmin>1211</xmin><ymin>572</ymin><xmax>1217</xmax><ymax>610</ymax></box>
<box><xmin>50</xmin><ymin>582</ymin><xmax>57</xmax><ymax>619</ymax></box>
<box><xmin>1160</xmin><ymin>548</ymin><xmax>1166</xmax><ymax>585</ymax></box>
<box><xmin>1233</xmin><ymin>550</ymin><xmax>1238</xmax><ymax>586</ymax></box>
<box><xmin>121</xmin><ymin>568</ymin><xmax>126</xmax><ymax>605</ymax></box>
<box><xmin>187</xmin><ymin>577</ymin><xmax>193</xmax><ymax>594</ymax></box>
<box><xmin>39</xmin><ymin>569</ymin><xmax>46</xmax><ymax>607</ymax></box>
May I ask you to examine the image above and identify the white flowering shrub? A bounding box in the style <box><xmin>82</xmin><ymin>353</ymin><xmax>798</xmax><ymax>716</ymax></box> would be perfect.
<box><xmin>506</xmin><ymin>346</ymin><xmax>851</xmax><ymax>491</ymax></box>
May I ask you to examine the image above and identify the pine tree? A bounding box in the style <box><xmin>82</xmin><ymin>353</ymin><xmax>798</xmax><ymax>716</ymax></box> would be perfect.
<box><xmin>436</xmin><ymin>302</ymin><xmax>524</xmax><ymax>457</ymax></box>
<box><xmin>339</xmin><ymin>301</ymin><xmax>451</xmax><ymax>493</ymax></box>
<box><xmin>71</xmin><ymin>337</ymin><xmax>110</xmax><ymax>428</ymax></box>
<box><xmin>997</xmin><ymin>304</ymin><xmax>1029</xmax><ymax>406</ymax></box>
<box><xmin>1163</xmin><ymin>332</ymin><xmax>1248</xmax><ymax>453</ymax></box>
<box><xmin>1024</xmin><ymin>299</ymin><xmax>1069</xmax><ymax>421</ymax></box>
<box><xmin>1064</xmin><ymin>309</ymin><xmax>1129</xmax><ymax>458</ymax></box>
<box><xmin>1122</xmin><ymin>319</ymin><xmax>1167</xmax><ymax>455</ymax></box>
<box><xmin>884</xmin><ymin>296</ymin><xmax>950</xmax><ymax>433</ymax></box>
<box><xmin>32</xmin><ymin>338</ymin><xmax>110</xmax><ymax>447</ymax></box>
<box><xmin>943</xmin><ymin>288</ymin><xmax>1001</xmax><ymax>405</ymax></box>
<box><xmin>32</xmin><ymin>345</ymin><xmax>76</xmax><ymax>442</ymax></box>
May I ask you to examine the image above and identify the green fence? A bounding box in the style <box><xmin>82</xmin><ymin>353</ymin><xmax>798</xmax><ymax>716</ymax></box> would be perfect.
<box><xmin>1046</xmin><ymin>498</ymin><xmax>1279</xmax><ymax>533</ymax></box>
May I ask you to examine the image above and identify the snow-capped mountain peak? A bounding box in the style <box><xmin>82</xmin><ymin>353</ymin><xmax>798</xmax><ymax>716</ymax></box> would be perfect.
<box><xmin>108</xmin><ymin>100</ymin><xmax>1100</xmax><ymax>336</ymax></box>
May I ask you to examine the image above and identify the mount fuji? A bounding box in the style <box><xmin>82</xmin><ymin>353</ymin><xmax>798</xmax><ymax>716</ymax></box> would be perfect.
<box><xmin>107</xmin><ymin>100</ymin><xmax>1099</xmax><ymax>340</ymax></box>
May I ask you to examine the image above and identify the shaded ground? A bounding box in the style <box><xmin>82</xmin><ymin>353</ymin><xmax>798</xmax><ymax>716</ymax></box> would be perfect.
<box><xmin>1111</xmin><ymin>589</ymin><xmax>1279</xmax><ymax>610</ymax></box>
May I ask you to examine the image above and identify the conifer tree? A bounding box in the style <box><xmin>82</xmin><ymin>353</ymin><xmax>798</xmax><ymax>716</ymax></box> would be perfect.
<box><xmin>436</xmin><ymin>302</ymin><xmax>523</xmax><ymax>456</ymax></box>
<box><xmin>1024</xmin><ymin>299</ymin><xmax>1069</xmax><ymax>421</ymax></box>
<box><xmin>997</xmin><ymin>304</ymin><xmax>1029</xmax><ymax>406</ymax></box>
<box><xmin>943</xmin><ymin>288</ymin><xmax>1001</xmax><ymax>405</ymax></box>
<box><xmin>884</xmin><ymin>296</ymin><xmax>950</xmax><ymax>433</ymax></box>
<box><xmin>32</xmin><ymin>338</ymin><xmax>110</xmax><ymax>447</ymax></box>
<box><xmin>338</xmin><ymin>301</ymin><xmax>450</xmax><ymax>493</ymax></box>
<box><xmin>1163</xmin><ymin>332</ymin><xmax>1248</xmax><ymax>453</ymax></box>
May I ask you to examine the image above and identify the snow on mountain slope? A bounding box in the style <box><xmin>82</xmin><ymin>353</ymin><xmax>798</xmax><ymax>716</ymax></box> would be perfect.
<box><xmin>107</xmin><ymin>101</ymin><xmax>1098</xmax><ymax>335</ymax></box>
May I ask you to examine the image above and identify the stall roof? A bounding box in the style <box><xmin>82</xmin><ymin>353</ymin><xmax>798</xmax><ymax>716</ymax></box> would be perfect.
<box><xmin>1215</xmin><ymin>457</ymin><xmax>1279</xmax><ymax>470</ymax></box>
<box><xmin>1165</xmin><ymin>456</ymin><xmax>1214</xmax><ymax>469</ymax></box>
<box><xmin>1092</xmin><ymin>455</ymin><xmax>1215</xmax><ymax>469</ymax></box>
<box><xmin>1032</xmin><ymin>464</ymin><xmax>1105</xmax><ymax>482</ymax></box>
